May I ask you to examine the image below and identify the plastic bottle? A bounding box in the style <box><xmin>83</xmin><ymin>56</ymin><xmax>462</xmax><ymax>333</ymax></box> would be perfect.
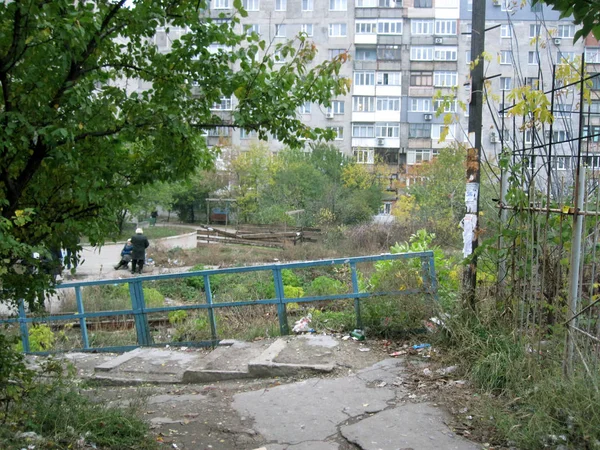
<box><xmin>350</xmin><ymin>329</ymin><xmax>365</xmax><ymax>341</ymax></box>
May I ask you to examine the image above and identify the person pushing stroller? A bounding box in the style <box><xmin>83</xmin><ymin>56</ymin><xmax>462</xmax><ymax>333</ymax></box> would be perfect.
<box><xmin>114</xmin><ymin>239</ymin><xmax>133</xmax><ymax>270</ymax></box>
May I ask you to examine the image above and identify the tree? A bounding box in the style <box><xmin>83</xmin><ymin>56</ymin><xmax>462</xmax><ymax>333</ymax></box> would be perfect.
<box><xmin>0</xmin><ymin>0</ymin><xmax>349</xmax><ymax>306</ymax></box>
<box><xmin>534</xmin><ymin>0</ymin><xmax>600</xmax><ymax>41</ymax></box>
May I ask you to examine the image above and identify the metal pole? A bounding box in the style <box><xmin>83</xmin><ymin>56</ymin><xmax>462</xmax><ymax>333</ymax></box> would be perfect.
<box><xmin>462</xmin><ymin>0</ymin><xmax>486</xmax><ymax>309</ymax></box>
<box><xmin>564</xmin><ymin>56</ymin><xmax>587</xmax><ymax>376</ymax></box>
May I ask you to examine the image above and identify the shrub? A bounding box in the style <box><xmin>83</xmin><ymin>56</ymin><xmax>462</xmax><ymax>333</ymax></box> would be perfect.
<box><xmin>307</xmin><ymin>276</ymin><xmax>345</xmax><ymax>296</ymax></box>
<box><xmin>15</xmin><ymin>324</ymin><xmax>55</xmax><ymax>352</ymax></box>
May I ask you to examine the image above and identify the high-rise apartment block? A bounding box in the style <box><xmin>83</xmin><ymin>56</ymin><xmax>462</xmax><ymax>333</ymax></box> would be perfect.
<box><xmin>184</xmin><ymin>0</ymin><xmax>597</xmax><ymax>184</ymax></box>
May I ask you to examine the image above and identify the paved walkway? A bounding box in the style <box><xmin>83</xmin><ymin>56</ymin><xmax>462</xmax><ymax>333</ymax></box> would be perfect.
<box><xmin>36</xmin><ymin>335</ymin><xmax>482</xmax><ymax>450</ymax></box>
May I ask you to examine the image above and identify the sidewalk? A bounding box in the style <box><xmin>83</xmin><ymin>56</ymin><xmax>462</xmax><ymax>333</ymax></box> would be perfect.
<box><xmin>35</xmin><ymin>335</ymin><xmax>482</xmax><ymax>450</ymax></box>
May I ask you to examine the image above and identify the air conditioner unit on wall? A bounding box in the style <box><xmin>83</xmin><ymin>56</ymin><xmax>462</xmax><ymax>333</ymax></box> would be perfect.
<box><xmin>423</xmin><ymin>113</ymin><xmax>433</xmax><ymax>121</ymax></box>
<box><xmin>434</xmin><ymin>37</ymin><xmax>443</xmax><ymax>44</ymax></box>
<box><xmin>492</xmin><ymin>0</ymin><xmax>501</xmax><ymax>5</ymax></box>
<box><xmin>490</xmin><ymin>132</ymin><xmax>497</xmax><ymax>143</ymax></box>
<box><xmin>554</xmin><ymin>38</ymin><xmax>562</xmax><ymax>45</ymax></box>
<box><xmin>325</xmin><ymin>111</ymin><xmax>334</xmax><ymax>119</ymax></box>
<box><xmin>376</xmin><ymin>138</ymin><xmax>385</xmax><ymax>146</ymax></box>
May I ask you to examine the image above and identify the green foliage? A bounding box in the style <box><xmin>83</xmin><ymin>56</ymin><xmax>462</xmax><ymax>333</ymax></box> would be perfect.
<box><xmin>0</xmin><ymin>333</ymin><xmax>34</xmax><ymax>425</ymax></box>
<box><xmin>15</xmin><ymin>324</ymin><xmax>55</xmax><ymax>353</ymax></box>
<box><xmin>0</xmin><ymin>0</ymin><xmax>349</xmax><ymax>308</ymax></box>
<box><xmin>186</xmin><ymin>264</ymin><xmax>225</xmax><ymax>293</ymax></box>
<box><xmin>168</xmin><ymin>310</ymin><xmax>188</xmax><ymax>325</ymax></box>
<box><xmin>283</xmin><ymin>285</ymin><xmax>304</xmax><ymax>299</ymax></box>
<box><xmin>281</xmin><ymin>269</ymin><xmax>302</xmax><ymax>287</ymax></box>
<box><xmin>533</xmin><ymin>0</ymin><xmax>600</xmax><ymax>41</ymax></box>
<box><xmin>307</xmin><ymin>276</ymin><xmax>345</xmax><ymax>296</ymax></box>
<box><xmin>309</xmin><ymin>308</ymin><xmax>355</xmax><ymax>332</ymax></box>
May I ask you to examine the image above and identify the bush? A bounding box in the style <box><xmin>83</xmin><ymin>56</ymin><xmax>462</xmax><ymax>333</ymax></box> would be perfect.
<box><xmin>307</xmin><ymin>276</ymin><xmax>345</xmax><ymax>296</ymax></box>
<box><xmin>15</xmin><ymin>324</ymin><xmax>55</xmax><ymax>352</ymax></box>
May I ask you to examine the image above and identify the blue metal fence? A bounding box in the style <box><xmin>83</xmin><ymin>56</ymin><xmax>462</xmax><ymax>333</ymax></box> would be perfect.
<box><xmin>1</xmin><ymin>252</ymin><xmax>438</xmax><ymax>354</ymax></box>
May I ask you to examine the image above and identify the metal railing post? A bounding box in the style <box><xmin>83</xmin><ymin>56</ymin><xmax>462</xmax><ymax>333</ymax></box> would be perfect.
<box><xmin>18</xmin><ymin>299</ymin><xmax>30</xmax><ymax>353</ymax></box>
<box><xmin>129</xmin><ymin>281</ymin><xmax>152</xmax><ymax>346</ymax></box>
<box><xmin>203</xmin><ymin>275</ymin><xmax>218</xmax><ymax>343</ymax></box>
<box><xmin>273</xmin><ymin>267</ymin><xmax>289</xmax><ymax>335</ymax></box>
<box><xmin>350</xmin><ymin>262</ymin><xmax>362</xmax><ymax>329</ymax></box>
<box><xmin>427</xmin><ymin>254</ymin><xmax>439</xmax><ymax>303</ymax></box>
<box><xmin>75</xmin><ymin>286</ymin><xmax>90</xmax><ymax>349</ymax></box>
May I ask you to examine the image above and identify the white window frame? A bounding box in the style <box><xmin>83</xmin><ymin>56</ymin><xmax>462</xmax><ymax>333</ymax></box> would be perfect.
<box><xmin>302</xmin><ymin>0</ymin><xmax>314</xmax><ymax>10</ymax></box>
<box><xmin>409</xmin><ymin>123</ymin><xmax>431</xmax><ymax>138</ymax></box>
<box><xmin>275</xmin><ymin>0</ymin><xmax>287</xmax><ymax>10</ymax></box>
<box><xmin>354</xmin><ymin>71</ymin><xmax>375</xmax><ymax>86</ymax></box>
<box><xmin>301</xmin><ymin>24</ymin><xmax>314</xmax><ymax>36</ymax></box>
<box><xmin>244</xmin><ymin>24</ymin><xmax>261</xmax><ymax>36</ymax></box>
<box><xmin>240</xmin><ymin>129</ymin><xmax>258</xmax><ymax>139</ymax></box>
<box><xmin>435</xmin><ymin>20</ymin><xmax>457</xmax><ymax>36</ymax></box>
<box><xmin>354</xmin><ymin>148</ymin><xmax>375</xmax><ymax>164</ymax></box>
<box><xmin>329</xmin><ymin>0</ymin><xmax>347</xmax><ymax>11</ymax></box>
<box><xmin>243</xmin><ymin>0</ymin><xmax>259</xmax><ymax>11</ymax></box>
<box><xmin>500</xmin><ymin>24</ymin><xmax>512</xmax><ymax>38</ymax></box>
<box><xmin>411</xmin><ymin>20</ymin><xmax>433</xmax><ymax>35</ymax></box>
<box><xmin>558</xmin><ymin>25</ymin><xmax>574</xmax><ymax>38</ymax></box>
<box><xmin>275</xmin><ymin>24</ymin><xmax>286</xmax><ymax>37</ymax></box>
<box><xmin>329</xmin><ymin>23</ymin><xmax>347</xmax><ymax>37</ymax></box>
<box><xmin>410</xmin><ymin>98</ymin><xmax>431</xmax><ymax>112</ymax></box>
<box><xmin>328</xmin><ymin>101</ymin><xmax>345</xmax><ymax>115</ymax></box>
<box><xmin>410</xmin><ymin>46</ymin><xmax>433</xmax><ymax>61</ymax></box>
<box><xmin>352</xmin><ymin>123</ymin><xmax>375</xmax><ymax>138</ymax></box>
<box><xmin>500</xmin><ymin>77</ymin><xmax>512</xmax><ymax>91</ymax></box>
<box><xmin>213</xmin><ymin>0</ymin><xmax>231</xmax><ymax>9</ymax></box>
<box><xmin>376</xmin><ymin>97</ymin><xmax>400</xmax><ymax>112</ymax></box>
<box><xmin>299</xmin><ymin>102</ymin><xmax>312</xmax><ymax>114</ymax></box>
<box><xmin>530</xmin><ymin>24</ymin><xmax>541</xmax><ymax>38</ymax></box>
<box><xmin>528</xmin><ymin>51</ymin><xmax>539</xmax><ymax>65</ymax></box>
<box><xmin>500</xmin><ymin>50</ymin><xmax>513</xmax><ymax>65</ymax></box>
<box><xmin>376</xmin><ymin>72</ymin><xmax>401</xmax><ymax>86</ymax></box>
<box><xmin>433</xmin><ymin>99</ymin><xmax>457</xmax><ymax>113</ymax></box>
<box><xmin>355</xmin><ymin>0</ymin><xmax>377</xmax><ymax>6</ymax></box>
<box><xmin>329</xmin><ymin>49</ymin><xmax>346</xmax><ymax>60</ymax></box>
<box><xmin>376</xmin><ymin>122</ymin><xmax>400</xmax><ymax>138</ymax></box>
<box><xmin>434</xmin><ymin>46</ymin><xmax>457</xmax><ymax>61</ymax></box>
<box><xmin>585</xmin><ymin>48</ymin><xmax>600</xmax><ymax>64</ymax></box>
<box><xmin>352</xmin><ymin>96</ymin><xmax>375</xmax><ymax>112</ymax></box>
<box><xmin>431</xmin><ymin>124</ymin><xmax>456</xmax><ymax>140</ymax></box>
<box><xmin>327</xmin><ymin>126</ymin><xmax>344</xmax><ymax>140</ymax></box>
<box><xmin>356</xmin><ymin>21</ymin><xmax>377</xmax><ymax>35</ymax></box>
<box><xmin>211</xmin><ymin>96</ymin><xmax>233</xmax><ymax>111</ymax></box>
<box><xmin>378</xmin><ymin>20</ymin><xmax>403</xmax><ymax>35</ymax></box>
<box><xmin>433</xmin><ymin>71</ymin><xmax>457</xmax><ymax>87</ymax></box>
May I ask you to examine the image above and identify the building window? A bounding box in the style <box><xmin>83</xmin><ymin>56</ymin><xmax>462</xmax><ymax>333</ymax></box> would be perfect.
<box><xmin>414</xmin><ymin>0</ymin><xmax>432</xmax><ymax>7</ymax></box>
<box><xmin>379</xmin><ymin>0</ymin><xmax>403</xmax><ymax>7</ymax></box>
<box><xmin>275</xmin><ymin>0</ymin><xmax>286</xmax><ymax>10</ymax></box>
<box><xmin>432</xmin><ymin>124</ymin><xmax>456</xmax><ymax>140</ymax></box>
<box><xmin>411</xmin><ymin>20</ymin><xmax>433</xmax><ymax>35</ymax></box>
<box><xmin>299</xmin><ymin>102</ymin><xmax>312</xmax><ymax>114</ymax></box>
<box><xmin>435</xmin><ymin>20</ymin><xmax>457</xmax><ymax>36</ymax></box>
<box><xmin>498</xmin><ymin>102</ymin><xmax>509</xmax><ymax>117</ymax></box>
<box><xmin>585</xmin><ymin>155</ymin><xmax>600</xmax><ymax>168</ymax></box>
<box><xmin>211</xmin><ymin>96</ymin><xmax>232</xmax><ymax>110</ymax></box>
<box><xmin>329</xmin><ymin>23</ymin><xmax>347</xmax><ymax>37</ymax></box>
<box><xmin>557</xmin><ymin>51</ymin><xmax>577</xmax><ymax>64</ymax></box>
<box><xmin>327</xmin><ymin>126</ymin><xmax>344</xmax><ymax>140</ymax></box>
<box><xmin>213</xmin><ymin>0</ymin><xmax>231</xmax><ymax>9</ymax></box>
<box><xmin>410</xmin><ymin>71</ymin><xmax>433</xmax><ymax>86</ymax></box>
<box><xmin>302</xmin><ymin>0</ymin><xmax>313</xmax><ymax>10</ymax></box>
<box><xmin>301</xmin><ymin>24</ymin><xmax>314</xmax><ymax>36</ymax></box>
<box><xmin>356</xmin><ymin>48</ymin><xmax>377</xmax><ymax>60</ymax></box>
<box><xmin>555</xmin><ymin>103</ymin><xmax>572</xmax><ymax>118</ymax></box>
<box><xmin>434</xmin><ymin>46</ymin><xmax>457</xmax><ymax>61</ymax></box>
<box><xmin>354</xmin><ymin>71</ymin><xmax>375</xmax><ymax>85</ymax></box>
<box><xmin>242</xmin><ymin>0</ymin><xmax>259</xmax><ymax>11</ymax></box>
<box><xmin>553</xmin><ymin>130</ymin><xmax>570</xmax><ymax>142</ymax></box>
<box><xmin>410</xmin><ymin>97</ymin><xmax>431</xmax><ymax>112</ymax></box>
<box><xmin>376</xmin><ymin>97</ymin><xmax>400</xmax><ymax>111</ymax></box>
<box><xmin>591</xmin><ymin>75</ymin><xmax>600</xmax><ymax>90</ymax></box>
<box><xmin>355</xmin><ymin>0</ymin><xmax>377</xmax><ymax>6</ymax></box>
<box><xmin>377</xmin><ymin>45</ymin><xmax>402</xmax><ymax>60</ymax></box>
<box><xmin>356</xmin><ymin>21</ymin><xmax>377</xmax><ymax>34</ymax></box>
<box><xmin>552</xmin><ymin>156</ymin><xmax>571</xmax><ymax>171</ymax></box>
<box><xmin>330</xmin><ymin>0</ymin><xmax>347</xmax><ymax>10</ymax></box>
<box><xmin>413</xmin><ymin>149</ymin><xmax>433</xmax><ymax>164</ymax></box>
<box><xmin>585</xmin><ymin>48</ymin><xmax>600</xmax><ymax>64</ymax></box>
<box><xmin>329</xmin><ymin>49</ymin><xmax>346</xmax><ymax>59</ymax></box>
<box><xmin>327</xmin><ymin>101</ymin><xmax>345</xmax><ymax>115</ymax></box>
<box><xmin>558</xmin><ymin>25</ymin><xmax>574</xmax><ymax>38</ymax></box>
<box><xmin>410</xmin><ymin>46</ymin><xmax>433</xmax><ymax>61</ymax></box>
<box><xmin>466</xmin><ymin>50</ymin><xmax>471</xmax><ymax>64</ymax></box>
<box><xmin>376</xmin><ymin>122</ymin><xmax>400</xmax><ymax>137</ymax></box>
<box><xmin>589</xmin><ymin>101</ymin><xmax>600</xmax><ymax>114</ymax></box>
<box><xmin>353</xmin><ymin>148</ymin><xmax>375</xmax><ymax>164</ymax></box>
<box><xmin>244</xmin><ymin>24</ymin><xmax>261</xmax><ymax>36</ymax></box>
<box><xmin>433</xmin><ymin>99</ymin><xmax>456</xmax><ymax>113</ymax></box>
<box><xmin>378</xmin><ymin>20</ymin><xmax>403</xmax><ymax>35</ymax></box>
<box><xmin>409</xmin><ymin>123</ymin><xmax>431</xmax><ymax>138</ymax></box>
<box><xmin>500</xmin><ymin>24</ymin><xmax>512</xmax><ymax>38</ymax></box>
<box><xmin>500</xmin><ymin>0</ymin><xmax>511</xmax><ymax>11</ymax></box>
<box><xmin>240</xmin><ymin>129</ymin><xmax>258</xmax><ymax>139</ymax></box>
<box><xmin>275</xmin><ymin>24</ymin><xmax>286</xmax><ymax>37</ymax></box>
<box><xmin>433</xmin><ymin>71</ymin><xmax>457</xmax><ymax>87</ymax></box>
<box><xmin>529</xmin><ymin>24</ymin><xmax>541</xmax><ymax>38</ymax></box>
<box><xmin>353</xmin><ymin>96</ymin><xmax>375</xmax><ymax>112</ymax></box>
<box><xmin>500</xmin><ymin>50</ymin><xmax>513</xmax><ymax>65</ymax></box>
<box><xmin>500</xmin><ymin>77</ymin><xmax>512</xmax><ymax>91</ymax></box>
<box><xmin>528</xmin><ymin>51</ymin><xmax>539</xmax><ymax>65</ymax></box>
<box><xmin>583</xmin><ymin>125</ymin><xmax>600</xmax><ymax>142</ymax></box>
<box><xmin>525</xmin><ymin>77</ymin><xmax>540</xmax><ymax>89</ymax></box>
<box><xmin>352</xmin><ymin>123</ymin><xmax>375</xmax><ymax>137</ymax></box>
<box><xmin>377</xmin><ymin>72</ymin><xmax>401</xmax><ymax>86</ymax></box>
<box><xmin>207</xmin><ymin>127</ymin><xmax>232</xmax><ymax>137</ymax></box>
<box><xmin>467</xmin><ymin>0</ymin><xmax>473</xmax><ymax>12</ymax></box>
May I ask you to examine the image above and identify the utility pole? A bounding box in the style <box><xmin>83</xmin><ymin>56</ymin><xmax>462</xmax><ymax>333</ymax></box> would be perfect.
<box><xmin>462</xmin><ymin>0</ymin><xmax>486</xmax><ymax>309</ymax></box>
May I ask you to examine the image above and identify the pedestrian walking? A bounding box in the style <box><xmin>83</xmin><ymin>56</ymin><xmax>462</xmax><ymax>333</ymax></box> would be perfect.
<box><xmin>150</xmin><ymin>210</ymin><xmax>158</xmax><ymax>227</ymax></box>
<box><xmin>130</xmin><ymin>228</ymin><xmax>149</xmax><ymax>274</ymax></box>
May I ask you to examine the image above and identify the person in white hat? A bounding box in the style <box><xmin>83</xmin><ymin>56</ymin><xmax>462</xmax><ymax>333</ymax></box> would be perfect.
<box><xmin>130</xmin><ymin>228</ymin><xmax>149</xmax><ymax>274</ymax></box>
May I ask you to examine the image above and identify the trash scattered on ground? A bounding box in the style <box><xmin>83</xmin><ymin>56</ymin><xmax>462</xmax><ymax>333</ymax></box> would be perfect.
<box><xmin>389</xmin><ymin>350</ymin><xmax>407</xmax><ymax>357</ymax></box>
<box><xmin>341</xmin><ymin>335</ymin><xmax>350</xmax><ymax>341</ymax></box>
<box><xmin>437</xmin><ymin>365</ymin><xmax>458</xmax><ymax>375</ymax></box>
<box><xmin>292</xmin><ymin>314</ymin><xmax>312</xmax><ymax>333</ymax></box>
<box><xmin>423</xmin><ymin>368</ymin><xmax>433</xmax><ymax>377</ymax></box>
<box><xmin>358</xmin><ymin>347</ymin><xmax>371</xmax><ymax>352</ymax></box>
<box><xmin>350</xmin><ymin>329</ymin><xmax>365</xmax><ymax>341</ymax></box>
<box><xmin>412</xmin><ymin>343</ymin><xmax>431</xmax><ymax>350</ymax></box>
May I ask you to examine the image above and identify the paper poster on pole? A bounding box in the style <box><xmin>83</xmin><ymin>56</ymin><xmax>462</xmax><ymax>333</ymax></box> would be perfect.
<box><xmin>465</xmin><ymin>183</ymin><xmax>479</xmax><ymax>213</ymax></box>
<box><xmin>461</xmin><ymin>213</ymin><xmax>478</xmax><ymax>257</ymax></box>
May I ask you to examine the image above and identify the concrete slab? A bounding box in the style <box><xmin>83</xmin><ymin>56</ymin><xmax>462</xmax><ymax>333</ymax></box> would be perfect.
<box><xmin>183</xmin><ymin>340</ymin><xmax>273</xmax><ymax>383</ymax></box>
<box><xmin>232</xmin><ymin>376</ymin><xmax>395</xmax><ymax>445</ymax></box>
<box><xmin>93</xmin><ymin>347</ymin><xmax>206</xmax><ymax>384</ymax></box>
<box><xmin>265</xmin><ymin>442</ymin><xmax>339</xmax><ymax>450</ymax></box>
<box><xmin>340</xmin><ymin>402</ymin><xmax>481</xmax><ymax>450</ymax></box>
